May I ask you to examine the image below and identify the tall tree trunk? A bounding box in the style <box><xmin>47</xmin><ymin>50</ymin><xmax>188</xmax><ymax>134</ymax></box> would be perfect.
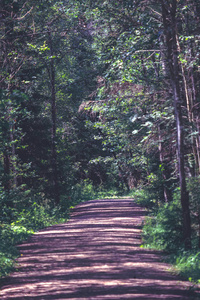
<box><xmin>158</xmin><ymin>124</ymin><xmax>172</xmax><ymax>202</ymax></box>
<box><xmin>161</xmin><ymin>0</ymin><xmax>191</xmax><ymax>249</ymax></box>
<box><xmin>176</xmin><ymin>18</ymin><xmax>200</xmax><ymax>176</ymax></box>
<box><xmin>1</xmin><ymin>1</ymin><xmax>18</xmax><ymax>192</ymax></box>
<box><xmin>48</xmin><ymin>29</ymin><xmax>60</xmax><ymax>205</ymax></box>
<box><xmin>3</xmin><ymin>150</ymin><xmax>11</xmax><ymax>193</ymax></box>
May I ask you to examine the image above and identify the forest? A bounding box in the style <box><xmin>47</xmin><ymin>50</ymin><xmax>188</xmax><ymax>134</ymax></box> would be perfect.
<box><xmin>1</xmin><ymin>0</ymin><xmax>200</xmax><ymax>282</ymax></box>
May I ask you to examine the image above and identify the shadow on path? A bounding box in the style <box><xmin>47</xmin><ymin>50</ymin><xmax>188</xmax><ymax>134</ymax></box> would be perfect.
<box><xmin>0</xmin><ymin>198</ymin><xmax>199</xmax><ymax>299</ymax></box>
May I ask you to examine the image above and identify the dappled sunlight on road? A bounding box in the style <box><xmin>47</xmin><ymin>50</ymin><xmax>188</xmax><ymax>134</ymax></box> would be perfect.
<box><xmin>0</xmin><ymin>199</ymin><xmax>197</xmax><ymax>299</ymax></box>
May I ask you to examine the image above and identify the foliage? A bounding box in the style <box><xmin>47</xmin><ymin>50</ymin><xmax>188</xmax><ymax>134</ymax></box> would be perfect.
<box><xmin>139</xmin><ymin>184</ymin><xmax>200</xmax><ymax>282</ymax></box>
<box><xmin>64</xmin><ymin>179</ymin><xmax>122</xmax><ymax>207</ymax></box>
<box><xmin>0</xmin><ymin>223</ymin><xmax>33</xmax><ymax>277</ymax></box>
<box><xmin>187</xmin><ymin>176</ymin><xmax>200</xmax><ymax>217</ymax></box>
<box><xmin>132</xmin><ymin>187</ymin><xmax>158</xmax><ymax>209</ymax></box>
<box><xmin>0</xmin><ymin>190</ymin><xmax>68</xmax><ymax>278</ymax></box>
<box><xmin>172</xmin><ymin>251</ymin><xmax>200</xmax><ymax>283</ymax></box>
<box><xmin>142</xmin><ymin>198</ymin><xmax>184</xmax><ymax>252</ymax></box>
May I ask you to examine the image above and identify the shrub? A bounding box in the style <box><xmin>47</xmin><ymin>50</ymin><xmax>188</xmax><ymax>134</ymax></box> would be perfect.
<box><xmin>0</xmin><ymin>200</ymin><xmax>68</xmax><ymax>278</ymax></box>
<box><xmin>142</xmin><ymin>200</ymin><xmax>184</xmax><ymax>252</ymax></box>
<box><xmin>169</xmin><ymin>251</ymin><xmax>200</xmax><ymax>283</ymax></box>
<box><xmin>0</xmin><ymin>223</ymin><xmax>34</xmax><ymax>277</ymax></box>
<box><xmin>132</xmin><ymin>187</ymin><xmax>158</xmax><ymax>209</ymax></box>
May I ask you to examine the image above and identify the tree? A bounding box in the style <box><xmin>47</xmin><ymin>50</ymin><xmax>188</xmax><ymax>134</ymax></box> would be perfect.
<box><xmin>161</xmin><ymin>0</ymin><xmax>191</xmax><ymax>249</ymax></box>
<box><xmin>79</xmin><ymin>0</ymin><xmax>199</xmax><ymax>248</ymax></box>
<box><xmin>0</xmin><ymin>0</ymin><xmax>33</xmax><ymax>194</ymax></box>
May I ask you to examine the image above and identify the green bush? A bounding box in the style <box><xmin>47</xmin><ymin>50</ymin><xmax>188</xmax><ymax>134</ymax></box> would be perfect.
<box><xmin>168</xmin><ymin>251</ymin><xmax>200</xmax><ymax>283</ymax></box>
<box><xmin>187</xmin><ymin>176</ymin><xmax>200</xmax><ymax>247</ymax></box>
<box><xmin>142</xmin><ymin>200</ymin><xmax>184</xmax><ymax>252</ymax></box>
<box><xmin>15</xmin><ymin>202</ymin><xmax>56</xmax><ymax>230</ymax></box>
<box><xmin>0</xmin><ymin>199</ymin><xmax>68</xmax><ymax>278</ymax></box>
<box><xmin>0</xmin><ymin>223</ymin><xmax>34</xmax><ymax>277</ymax></box>
<box><xmin>70</xmin><ymin>179</ymin><xmax>96</xmax><ymax>204</ymax></box>
<box><xmin>132</xmin><ymin>187</ymin><xmax>158</xmax><ymax>209</ymax></box>
<box><xmin>67</xmin><ymin>179</ymin><xmax>121</xmax><ymax>206</ymax></box>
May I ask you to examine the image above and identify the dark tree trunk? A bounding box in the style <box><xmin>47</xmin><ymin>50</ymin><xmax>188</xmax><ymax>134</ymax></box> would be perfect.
<box><xmin>1</xmin><ymin>0</ymin><xmax>18</xmax><ymax>192</ymax></box>
<box><xmin>48</xmin><ymin>29</ymin><xmax>60</xmax><ymax>205</ymax></box>
<box><xmin>158</xmin><ymin>125</ymin><xmax>172</xmax><ymax>202</ymax></box>
<box><xmin>161</xmin><ymin>0</ymin><xmax>191</xmax><ymax>249</ymax></box>
<box><xmin>3</xmin><ymin>150</ymin><xmax>11</xmax><ymax>193</ymax></box>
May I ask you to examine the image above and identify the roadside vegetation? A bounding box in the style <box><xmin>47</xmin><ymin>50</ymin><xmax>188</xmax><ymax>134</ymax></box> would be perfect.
<box><xmin>0</xmin><ymin>191</ymin><xmax>66</xmax><ymax>278</ymax></box>
<box><xmin>133</xmin><ymin>181</ymin><xmax>200</xmax><ymax>284</ymax></box>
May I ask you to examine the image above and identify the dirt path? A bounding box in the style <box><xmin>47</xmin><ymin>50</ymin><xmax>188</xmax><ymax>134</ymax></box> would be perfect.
<box><xmin>0</xmin><ymin>198</ymin><xmax>199</xmax><ymax>299</ymax></box>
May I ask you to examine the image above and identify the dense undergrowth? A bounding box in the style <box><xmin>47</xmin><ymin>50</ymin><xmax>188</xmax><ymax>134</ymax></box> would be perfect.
<box><xmin>132</xmin><ymin>184</ymin><xmax>200</xmax><ymax>284</ymax></box>
<box><xmin>0</xmin><ymin>180</ymin><xmax>121</xmax><ymax>279</ymax></box>
<box><xmin>0</xmin><ymin>199</ymin><xmax>67</xmax><ymax>278</ymax></box>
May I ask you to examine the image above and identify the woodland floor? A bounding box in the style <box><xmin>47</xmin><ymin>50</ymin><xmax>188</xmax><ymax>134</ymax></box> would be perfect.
<box><xmin>0</xmin><ymin>198</ymin><xmax>200</xmax><ymax>299</ymax></box>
